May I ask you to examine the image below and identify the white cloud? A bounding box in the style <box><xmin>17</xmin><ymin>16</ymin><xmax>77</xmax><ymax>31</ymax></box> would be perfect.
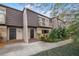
<box><xmin>25</xmin><ymin>4</ymin><xmax>33</xmax><ymax>9</ymax></box>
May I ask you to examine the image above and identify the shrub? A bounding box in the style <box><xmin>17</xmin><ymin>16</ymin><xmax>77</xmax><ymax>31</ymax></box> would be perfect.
<box><xmin>71</xmin><ymin>32</ymin><xmax>79</xmax><ymax>43</ymax></box>
<box><xmin>48</xmin><ymin>27</ymin><xmax>70</xmax><ymax>42</ymax></box>
<box><xmin>37</xmin><ymin>33</ymin><xmax>48</xmax><ymax>41</ymax></box>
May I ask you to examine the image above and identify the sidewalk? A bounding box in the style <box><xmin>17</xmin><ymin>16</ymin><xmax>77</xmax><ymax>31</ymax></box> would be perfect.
<box><xmin>0</xmin><ymin>39</ymin><xmax>73</xmax><ymax>56</ymax></box>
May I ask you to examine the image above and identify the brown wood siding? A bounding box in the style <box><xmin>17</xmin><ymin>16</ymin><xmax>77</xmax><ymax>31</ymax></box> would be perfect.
<box><xmin>6</xmin><ymin>7</ymin><xmax>23</xmax><ymax>27</ymax></box>
<box><xmin>26</xmin><ymin>9</ymin><xmax>52</xmax><ymax>28</ymax></box>
<box><xmin>26</xmin><ymin>9</ymin><xmax>39</xmax><ymax>27</ymax></box>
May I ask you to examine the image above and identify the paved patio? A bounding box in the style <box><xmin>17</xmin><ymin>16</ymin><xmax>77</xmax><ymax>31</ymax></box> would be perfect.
<box><xmin>0</xmin><ymin>39</ymin><xmax>73</xmax><ymax>56</ymax></box>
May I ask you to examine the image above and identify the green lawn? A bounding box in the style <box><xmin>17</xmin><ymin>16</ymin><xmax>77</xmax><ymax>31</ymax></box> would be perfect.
<box><xmin>33</xmin><ymin>42</ymin><xmax>79</xmax><ymax>56</ymax></box>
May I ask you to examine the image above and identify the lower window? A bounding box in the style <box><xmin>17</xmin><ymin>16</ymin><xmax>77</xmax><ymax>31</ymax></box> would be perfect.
<box><xmin>42</xmin><ymin>30</ymin><xmax>49</xmax><ymax>34</ymax></box>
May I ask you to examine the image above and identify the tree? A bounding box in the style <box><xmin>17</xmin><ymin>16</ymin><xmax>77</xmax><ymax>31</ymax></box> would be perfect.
<box><xmin>68</xmin><ymin>12</ymin><xmax>79</xmax><ymax>42</ymax></box>
<box><xmin>19</xmin><ymin>3</ymin><xmax>79</xmax><ymax>20</ymax></box>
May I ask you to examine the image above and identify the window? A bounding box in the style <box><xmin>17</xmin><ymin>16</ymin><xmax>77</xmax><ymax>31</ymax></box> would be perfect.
<box><xmin>0</xmin><ymin>10</ymin><xmax>5</xmax><ymax>14</ymax></box>
<box><xmin>38</xmin><ymin>17</ymin><xmax>46</xmax><ymax>26</ymax></box>
<box><xmin>42</xmin><ymin>18</ymin><xmax>45</xmax><ymax>25</ymax></box>
<box><xmin>0</xmin><ymin>9</ymin><xmax>6</xmax><ymax>24</ymax></box>
<box><xmin>42</xmin><ymin>30</ymin><xmax>49</xmax><ymax>34</ymax></box>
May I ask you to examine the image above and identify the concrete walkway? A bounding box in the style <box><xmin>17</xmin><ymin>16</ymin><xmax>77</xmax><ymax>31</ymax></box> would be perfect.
<box><xmin>0</xmin><ymin>39</ymin><xmax>73</xmax><ymax>56</ymax></box>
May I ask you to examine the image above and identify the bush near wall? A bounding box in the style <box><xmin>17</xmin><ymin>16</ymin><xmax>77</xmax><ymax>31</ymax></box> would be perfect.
<box><xmin>37</xmin><ymin>33</ymin><xmax>48</xmax><ymax>41</ymax></box>
<box><xmin>48</xmin><ymin>27</ymin><xmax>70</xmax><ymax>42</ymax></box>
<box><xmin>37</xmin><ymin>27</ymin><xmax>70</xmax><ymax>42</ymax></box>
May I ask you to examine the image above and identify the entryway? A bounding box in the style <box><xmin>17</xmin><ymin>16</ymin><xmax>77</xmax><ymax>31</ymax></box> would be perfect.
<box><xmin>30</xmin><ymin>28</ymin><xmax>34</xmax><ymax>38</ymax></box>
<box><xmin>8</xmin><ymin>27</ymin><xmax>24</xmax><ymax>44</ymax></box>
<box><xmin>29</xmin><ymin>28</ymin><xmax>39</xmax><ymax>43</ymax></box>
<box><xmin>9</xmin><ymin>27</ymin><xmax>16</xmax><ymax>40</ymax></box>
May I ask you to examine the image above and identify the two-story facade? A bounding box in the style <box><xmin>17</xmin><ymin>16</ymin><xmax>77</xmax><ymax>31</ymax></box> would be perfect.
<box><xmin>0</xmin><ymin>5</ymin><xmax>23</xmax><ymax>43</ymax></box>
<box><xmin>0</xmin><ymin>5</ymin><xmax>64</xmax><ymax>44</ymax></box>
<box><xmin>23</xmin><ymin>9</ymin><xmax>52</xmax><ymax>43</ymax></box>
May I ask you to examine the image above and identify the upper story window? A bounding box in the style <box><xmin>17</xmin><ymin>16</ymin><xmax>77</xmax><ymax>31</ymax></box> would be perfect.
<box><xmin>0</xmin><ymin>10</ymin><xmax>6</xmax><ymax>14</ymax></box>
<box><xmin>38</xmin><ymin>15</ymin><xmax>50</xmax><ymax>27</ymax></box>
<box><xmin>38</xmin><ymin>15</ymin><xmax>46</xmax><ymax>26</ymax></box>
<box><xmin>38</xmin><ymin>17</ymin><xmax>46</xmax><ymax>26</ymax></box>
<box><xmin>0</xmin><ymin>7</ymin><xmax>6</xmax><ymax>24</ymax></box>
<box><xmin>42</xmin><ymin>18</ymin><xmax>45</xmax><ymax>25</ymax></box>
<box><xmin>38</xmin><ymin>17</ymin><xmax>42</xmax><ymax>22</ymax></box>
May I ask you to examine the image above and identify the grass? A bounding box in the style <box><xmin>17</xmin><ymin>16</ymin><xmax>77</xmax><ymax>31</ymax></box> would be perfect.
<box><xmin>33</xmin><ymin>42</ymin><xmax>79</xmax><ymax>56</ymax></box>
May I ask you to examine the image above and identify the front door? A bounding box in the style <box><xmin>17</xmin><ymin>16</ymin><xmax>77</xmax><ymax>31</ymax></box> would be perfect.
<box><xmin>30</xmin><ymin>29</ymin><xmax>34</xmax><ymax>38</ymax></box>
<box><xmin>9</xmin><ymin>27</ymin><xmax>16</xmax><ymax>40</ymax></box>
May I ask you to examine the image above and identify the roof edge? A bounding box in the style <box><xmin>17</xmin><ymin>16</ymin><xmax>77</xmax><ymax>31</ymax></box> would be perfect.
<box><xmin>26</xmin><ymin>8</ymin><xmax>51</xmax><ymax>19</ymax></box>
<box><xmin>0</xmin><ymin>4</ymin><xmax>22</xmax><ymax>12</ymax></box>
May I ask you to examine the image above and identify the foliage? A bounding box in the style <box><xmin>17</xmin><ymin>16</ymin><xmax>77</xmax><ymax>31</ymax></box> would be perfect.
<box><xmin>68</xmin><ymin>12</ymin><xmax>79</xmax><ymax>41</ymax></box>
<box><xmin>37</xmin><ymin>33</ymin><xmax>48</xmax><ymax>42</ymax></box>
<box><xmin>48</xmin><ymin>27</ymin><xmax>70</xmax><ymax>42</ymax></box>
<box><xmin>68</xmin><ymin>19</ymin><xmax>79</xmax><ymax>43</ymax></box>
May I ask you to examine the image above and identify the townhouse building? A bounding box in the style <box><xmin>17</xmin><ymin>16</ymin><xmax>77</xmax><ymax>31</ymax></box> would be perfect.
<box><xmin>0</xmin><ymin>5</ymin><xmax>64</xmax><ymax>44</ymax></box>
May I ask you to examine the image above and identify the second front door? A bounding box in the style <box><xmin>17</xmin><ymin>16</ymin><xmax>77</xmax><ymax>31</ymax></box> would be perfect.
<box><xmin>30</xmin><ymin>29</ymin><xmax>34</xmax><ymax>38</ymax></box>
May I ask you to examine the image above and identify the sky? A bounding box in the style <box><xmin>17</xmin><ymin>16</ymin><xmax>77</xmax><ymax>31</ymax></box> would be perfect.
<box><xmin>1</xmin><ymin>3</ymin><xmax>24</xmax><ymax>10</ymax></box>
<box><xmin>1</xmin><ymin>3</ymin><xmax>52</xmax><ymax>17</ymax></box>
